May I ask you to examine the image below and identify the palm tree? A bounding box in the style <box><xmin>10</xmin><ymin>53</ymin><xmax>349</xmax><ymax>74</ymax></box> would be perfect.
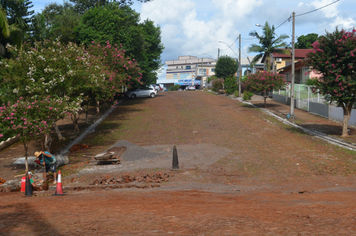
<box><xmin>0</xmin><ymin>5</ymin><xmax>10</xmax><ymax>38</ymax></box>
<box><xmin>248</xmin><ymin>21</ymin><xmax>289</xmax><ymax>72</ymax></box>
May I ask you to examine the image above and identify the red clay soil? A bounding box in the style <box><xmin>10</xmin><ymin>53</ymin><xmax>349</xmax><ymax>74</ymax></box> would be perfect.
<box><xmin>1</xmin><ymin>91</ymin><xmax>356</xmax><ymax>235</ymax></box>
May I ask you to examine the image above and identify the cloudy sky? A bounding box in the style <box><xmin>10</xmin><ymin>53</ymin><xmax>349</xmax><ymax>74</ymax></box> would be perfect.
<box><xmin>32</xmin><ymin>0</ymin><xmax>356</xmax><ymax>78</ymax></box>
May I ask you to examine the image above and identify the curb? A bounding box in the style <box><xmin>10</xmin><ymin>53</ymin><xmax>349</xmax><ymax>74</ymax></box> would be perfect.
<box><xmin>236</xmin><ymin>97</ymin><xmax>356</xmax><ymax>152</ymax></box>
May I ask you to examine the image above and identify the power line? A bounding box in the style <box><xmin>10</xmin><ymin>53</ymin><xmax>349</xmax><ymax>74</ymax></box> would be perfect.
<box><xmin>295</xmin><ymin>0</ymin><xmax>340</xmax><ymax>17</ymax></box>
<box><xmin>275</xmin><ymin>16</ymin><xmax>292</xmax><ymax>30</ymax></box>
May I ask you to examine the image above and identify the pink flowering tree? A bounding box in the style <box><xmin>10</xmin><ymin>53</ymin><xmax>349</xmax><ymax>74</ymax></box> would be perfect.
<box><xmin>244</xmin><ymin>71</ymin><xmax>286</xmax><ymax>107</ymax></box>
<box><xmin>87</xmin><ymin>41</ymin><xmax>143</xmax><ymax>114</ymax></box>
<box><xmin>0</xmin><ymin>39</ymin><xmax>107</xmax><ymax>139</ymax></box>
<box><xmin>306</xmin><ymin>28</ymin><xmax>356</xmax><ymax>137</ymax></box>
<box><xmin>0</xmin><ymin>96</ymin><xmax>65</xmax><ymax>173</ymax></box>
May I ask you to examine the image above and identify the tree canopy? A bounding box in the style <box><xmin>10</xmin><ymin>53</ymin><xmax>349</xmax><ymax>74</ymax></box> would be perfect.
<box><xmin>76</xmin><ymin>4</ymin><xmax>163</xmax><ymax>84</ymax></box>
<box><xmin>306</xmin><ymin>28</ymin><xmax>356</xmax><ymax>137</ymax></box>
<box><xmin>244</xmin><ymin>71</ymin><xmax>285</xmax><ymax>107</ymax></box>
<box><xmin>214</xmin><ymin>55</ymin><xmax>237</xmax><ymax>79</ymax></box>
<box><xmin>248</xmin><ymin>21</ymin><xmax>289</xmax><ymax>71</ymax></box>
<box><xmin>0</xmin><ymin>0</ymin><xmax>34</xmax><ymax>56</ymax></box>
<box><xmin>295</xmin><ymin>33</ymin><xmax>319</xmax><ymax>49</ymax></box>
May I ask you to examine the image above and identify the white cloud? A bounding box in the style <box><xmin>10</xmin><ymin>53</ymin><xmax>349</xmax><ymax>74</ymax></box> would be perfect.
<box><xmin>140</xmin><ymin>0</ymin><xmax>196</xmax><ymax>25</ymax></box>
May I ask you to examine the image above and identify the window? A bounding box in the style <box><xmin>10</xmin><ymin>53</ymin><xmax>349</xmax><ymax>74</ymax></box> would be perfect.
<box><xmin>199</xmin><ymin>69</ymin><xmax>207</xmax><ymax>76</ymax></box>
<box><xmin>173</xmin><ymin>74</ymin><xmax>178</xmax><ymax>80</ymax></box>
<box><xmin>211</xmin><ymin>68</ymin><xmax>215</xmax><ymax>72</ymax></box>
<box><xmin>186</xmin><ymin>65</ymin><xmax>191</xmax><ymax>69</ymax></box>
<box><xmin>180</xmin><ymin>74</ymin><xmax>189</xmax><ymax>80</ymax></box>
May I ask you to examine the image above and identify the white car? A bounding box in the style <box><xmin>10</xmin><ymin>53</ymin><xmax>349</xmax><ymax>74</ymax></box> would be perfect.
<box><xmin>126</xmin><ymin>87</ymin><xmax>157</xmax><ymax>99</ymax></box>
<box><xmin>186</xmin><ymin>85</ymin><xmax>196</xmax><ymax>91</ymax></box>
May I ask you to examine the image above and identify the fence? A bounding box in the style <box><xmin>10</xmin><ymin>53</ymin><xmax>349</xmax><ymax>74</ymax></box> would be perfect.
<box><xmin>273</xmin><ymin>84</ymin><xmax>328</xmax><ymax>112</ymax></box>
<box><xmin>272</xmin><ymin>84</ymin><xmax>356</xmax><ymax>126</ymax></box>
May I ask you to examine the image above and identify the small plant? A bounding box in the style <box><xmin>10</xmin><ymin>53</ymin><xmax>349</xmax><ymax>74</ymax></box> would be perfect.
<box><xmin>224</xmin><ymin>76</ymin><xmax>238</xmax><ymax>95</ymax></box>
<box><xmin>243</xmin><ymin>92</ymin><xmax>253</xmax><ymax>101</ymax></box>
<box><xmin>168</xmin><ymin>84</ymin><xmax>180</xmax><ymax>91</ymax></box>
<box><xmin>211</xmin><ymin>78</ymin><xmax>224</xmax><ymax>92</ymax></box>
<box><xmin>234</xmin><ymin>91</ymin><xmax>239</xmax><ymax>97</ymax></box>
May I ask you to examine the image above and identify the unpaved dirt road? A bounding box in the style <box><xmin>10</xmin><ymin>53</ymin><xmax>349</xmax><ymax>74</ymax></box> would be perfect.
<box><xmin>1</xmin><ymin>91</ymin><xmax>356</xmax><ymax>235</ymax></box>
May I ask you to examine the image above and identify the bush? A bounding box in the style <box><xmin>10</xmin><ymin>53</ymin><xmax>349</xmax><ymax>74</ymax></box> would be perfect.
<box><xmin>224</xmin><ymin>76</ymin><xmax>238</xmax><ymax>95</ymax></box>
<box><xmin>212</xmin><ymin>78</ymin><xmax>224</xmax><ymax>92</ymax></box>
<box><xmin>169</xmin><ymin>84</ymin><xmax>180</xmax><ymax>91</ymax></box>
<box><xmin>234</xmin><ymin>91</ymin><xmax>239</xmax><ymax>97</ymax></box>
<box><xmin>243</xmin><ymin>92</ymin><xmax>253</xmax><ymax>101</ymax></box>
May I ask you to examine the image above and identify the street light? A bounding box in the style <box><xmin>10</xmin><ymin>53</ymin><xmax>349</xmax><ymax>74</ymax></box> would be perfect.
<box><xmin>255</xmin><ymin>24</ymin><xmax>262</xmax><ymax>27</ymax></box>
<box><xmin>218</xmin><ymin>40</ymin><xmax>241</xmax><ymax>96</ymax></box>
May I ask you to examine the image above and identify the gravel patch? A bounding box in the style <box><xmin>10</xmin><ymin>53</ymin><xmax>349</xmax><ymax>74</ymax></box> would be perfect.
<box><xmin>79</xmin><ymin>141</ymin><xmax>232</xmax><ymax>175</ymax></box>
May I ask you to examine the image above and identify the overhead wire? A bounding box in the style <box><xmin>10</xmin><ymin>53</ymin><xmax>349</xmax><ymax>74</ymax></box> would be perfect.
<box><xmin>295</xmin><ymin>0</ymin><xmax>340</xmax><ymax>17</ymax></box>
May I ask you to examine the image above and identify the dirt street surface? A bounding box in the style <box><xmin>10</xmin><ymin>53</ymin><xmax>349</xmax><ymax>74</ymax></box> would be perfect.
<box><xmin>1</xmin><ymin>91</ymin><xmax>356</xmax><ymax>235</ymax></box>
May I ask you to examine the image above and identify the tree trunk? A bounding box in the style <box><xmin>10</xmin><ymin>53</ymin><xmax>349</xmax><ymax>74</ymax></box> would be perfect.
<box><xmin>23</xmin><ymin>139</ymin><xmax>29</xmax><ymax>174</ymax></box>
<box><xmin>44</xmin><ymin>133</ymin><xmax>52</xmax><ymax>151</ymax></box>
<box><xmin>54</xmin><ymin>122</ymin><xmax>65</xmax><ymax>141</ymax></box>
<box><xmin>71</xmin><ymin>112</ymin><xmax>80</xmax><ymax>132</ymax></box>
<box><xmin>341</xmin><ymin>105</ymin><xmax>352</xmax><ymax>137</ymax></box>
<box><xmin>264</xmin><ymin>96</ymin><xmax>267</xmax><ymax>108</ymax></box>
<box><xmin>96</xmin><ymin>99</ymin><xmax>100</xmax><ymax>115</ymax></box>
<box><xmin>85</xmin><ymin>103</ymin><xmax>90</xmax><ymax>123</ymax></box>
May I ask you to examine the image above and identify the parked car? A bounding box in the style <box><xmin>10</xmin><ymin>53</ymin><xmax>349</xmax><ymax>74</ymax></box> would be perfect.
<box><xmin>125</xmin><ymin>87</ymin><xmax>157</xmax><ymax>99</ymax></box>
<box><xmin>159</xmin><ymin>84</ymin><xmax>167</xmax><ymax>91</ymax></box>
<box><xmin>185</xmin><ymin>85</ymin><xmax>196</xmax><ymax>91</ymax></box>
<box><xmin>151</xmin><ymin>84</ymin><xmax>163</xmax><ymax>92</ymax></box>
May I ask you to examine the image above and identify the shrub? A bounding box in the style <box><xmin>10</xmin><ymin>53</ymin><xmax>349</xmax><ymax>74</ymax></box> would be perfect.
<box><xmin>224</xmin><ymin>76</ymin><xmax>238</xmax><ymax>95</ymax></box>
<box><xmin>234</xmin><ymin>91</ymin><xmax>239</xmax><ymax>97</ymax></box>
<box><xmin>243</xmin><ymin>92</ymin><xmax>253</xmax><ymax>101</ymax></box>
<box><xmin>169</xmin><ymin>84</ymin><xmax>180</xmax><ymax>91</ymax></box>
<box><xmin>212</xmin><ymin>78</ymin><xmax>224</xmax><ymax>92</ymax></box>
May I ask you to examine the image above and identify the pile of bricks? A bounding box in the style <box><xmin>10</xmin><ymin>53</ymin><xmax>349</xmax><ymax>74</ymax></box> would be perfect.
<box><xmin>91</xmin><ymin>172</ymin><xmax>171</xmax><ymax>185</ymax></box>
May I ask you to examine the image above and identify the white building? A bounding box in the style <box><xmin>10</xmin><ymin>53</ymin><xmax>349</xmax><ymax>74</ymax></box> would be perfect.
<box><xmin>164</xmin><ymin>55</ymin><xmax>217</xmax><ymax>89</ymax></box>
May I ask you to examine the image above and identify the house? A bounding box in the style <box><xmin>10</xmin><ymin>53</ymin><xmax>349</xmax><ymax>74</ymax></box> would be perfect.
<box><xmin>165</xmin><ymin>56</ymin><xmax>217</xmax><ymax>89</ymax></box>
<box><xmin>241</xmin><ymin>56</ymin><xmax>264</xmax><ymax>76</ymax></box>
<box><xmin>278</xmin><ymin>60</ymin><xmax>322</xmax><ymax>84</ymax></box>
<box><xmin>261</xmin><ymin>49</ymin><xmax>311</xmax><ymax>73</ymax></box>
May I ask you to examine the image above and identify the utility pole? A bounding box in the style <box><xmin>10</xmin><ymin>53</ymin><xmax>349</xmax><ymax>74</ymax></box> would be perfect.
<box><xmin>290</xmin><ymin>12</ymin><xmax>295</xmax><ymax>118</ymax></box>
<box><xmin>218</xmin><ymin>48</ymin><xmax>220</xmax><ymax>58</ymax></box>
<box><xmin>238</xmin><ymin>34</ymin><xmax>242</xmax><ymax>97</ymax></box>
<box><xmin>201</xmin><ymin>58</ymin><xmax>203</xmax><ymax>88</ymax></box>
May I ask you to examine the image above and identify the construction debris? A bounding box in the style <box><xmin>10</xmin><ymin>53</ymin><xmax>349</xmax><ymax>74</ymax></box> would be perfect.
<box><xmin>90</xmin><ymin>172</ymin><xmax>171</xmax><ymax>185</ymax></box>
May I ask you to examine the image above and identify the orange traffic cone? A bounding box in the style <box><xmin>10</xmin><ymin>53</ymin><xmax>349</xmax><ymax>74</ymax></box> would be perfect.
<box><xmin>53</xmin><ymin>170</ymin><xmax>65</xmax><ymax>196</ymax></box>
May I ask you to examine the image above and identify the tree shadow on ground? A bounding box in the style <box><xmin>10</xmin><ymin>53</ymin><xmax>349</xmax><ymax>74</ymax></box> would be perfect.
<box><xmin>249</xmin><ymin>103</ymin><xmax>283</xmax><ymax>108</ymax></box>
<box><xmin>299</xmin><ymin>124</ymin><xmax>356</xmax><ymax>136</ymax></box>
<box><xmin>0</xmin><ymin>202</ymin><xmax>60</xmax><ymax>235</ymax></box>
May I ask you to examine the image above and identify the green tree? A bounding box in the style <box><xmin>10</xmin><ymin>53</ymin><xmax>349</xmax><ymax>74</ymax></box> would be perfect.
<box><xmin>214</xmin><ymin>55</ymin><xmax>237</xmax><ymax>79</ymax></box>
<box><xmin>295</xmin><ymin>33</ymin><xmax>319</xmax><ymax>49</ymax></box>
<box><xmin>248</xmin><ymin>21</ymin><xmax>289</xmax><ymax>71</ymax></box>
<box><xmin>140</xmin><ymin>19</ymin><xmax>164</xmax><ymax>84</ymax></box>
<box><xmin>29</xmin><ymin>2</ymin><xmax>78</xmax><ymax>43</ymax></box>
<box><xmin>244</xmin><ymin>71</ymin><xmax>286</xmax><ymax>107</ymax></box>
<box><xmin>69</xmin><ymin>0</ymin><xmax>152</xmax><ymax>14</ymax></box>
<box><xmin>76</xmin><ymin>4</ymin><xmax>163</xmax><ymax>84</ymax></box>
<box><xmin>0</xmin><ymin>0</ymin><xmax>34</xmax><ymax>54</ymax></box>
<box><xmin>0</xmin><ymin>5</ymin><xmax>10</xmax><ymax>38</ymax></box>
<box><xmin>306</xmin><ymin>28</ymin><xmax>356</xmax><ymax>137</ymax></box>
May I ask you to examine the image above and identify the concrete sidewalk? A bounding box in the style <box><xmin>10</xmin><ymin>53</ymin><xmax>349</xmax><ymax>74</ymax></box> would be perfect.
<box><xmin>247</xmin><ymin>95</ymin><xmax>356</xmax><ymax>144</ymax></box>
